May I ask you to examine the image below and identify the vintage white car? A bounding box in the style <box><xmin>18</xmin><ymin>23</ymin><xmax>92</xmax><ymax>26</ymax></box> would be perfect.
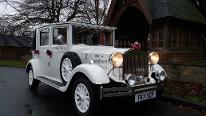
<box><xmin>26</xmin><ymin>22</ymin><xmax>168</xmax><ymax>116</ymax></box>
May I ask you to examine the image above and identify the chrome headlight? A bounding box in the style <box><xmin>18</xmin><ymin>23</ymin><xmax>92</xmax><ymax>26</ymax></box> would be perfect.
<box><xmin>156</xmin><ymin>71</ymin><xmax>167</xmax><ymax>81</ymax></box>
<box><xmin>111</xmin><ymin>52</ymin><xmax>123</xmax><ymax>67</ymax></box>
<box><xmin>149</xmin><ymin>52</ymin><xmax>159</xmax><ymax>64</ymax></box>
<box><xmin>126</xmin><ymin>74</ymin><xmax>145</xmax><ymax>86</ymax></box>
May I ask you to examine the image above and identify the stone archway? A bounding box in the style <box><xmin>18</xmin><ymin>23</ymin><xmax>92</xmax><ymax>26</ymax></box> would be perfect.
<box><xmin>116</xmin><ymin>6</ymin><xmax>150</xmax><ymax>48</ymax></box>
<box><xmin>106</xmin><ymin>0</ymin><xmax>151</xmax><ymax>49</ymax></box>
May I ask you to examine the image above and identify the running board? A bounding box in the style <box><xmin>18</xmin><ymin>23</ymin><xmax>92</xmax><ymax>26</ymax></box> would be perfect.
<box><xmin>36</xmin><ymin>76</ymin><xmax>66</xmax><ymax>91</ymax></box>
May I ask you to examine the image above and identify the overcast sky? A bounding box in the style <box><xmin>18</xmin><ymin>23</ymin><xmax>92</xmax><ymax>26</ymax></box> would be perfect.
<box><xmin>0</xmin><ymin>2</ymin><xmax>13</xmax><ymax>15</ymax></box>
<box><xmin>0</xmin><ymin>0</ymin><xmax>22</xmax><ymax>16</ymax></box>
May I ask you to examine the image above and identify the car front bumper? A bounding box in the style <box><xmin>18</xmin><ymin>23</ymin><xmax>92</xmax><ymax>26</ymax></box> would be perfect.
<box><xmin>99</xmin><ymin>82</ymin><xmax>164</xmax><ymax>100</ymax></box>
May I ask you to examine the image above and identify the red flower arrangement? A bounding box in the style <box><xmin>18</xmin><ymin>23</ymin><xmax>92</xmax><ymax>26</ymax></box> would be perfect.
<box><xmin>33</xmin><ymin>50</ymin><xmax>40</xmax><ymax>56</ymax></box>
<box><xmin>130</xmin><ymin>42</ymin><xmax>141</xmax><ymax>50</ymax></box>
<box><xmin>46</xmin><ymin>50</ymin><xmax>52</xmax><ymax>58</ymax></box>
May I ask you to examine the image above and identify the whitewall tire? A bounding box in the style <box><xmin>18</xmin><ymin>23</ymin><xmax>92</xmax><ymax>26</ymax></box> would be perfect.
<box><xmin>60</xmin><ymin>52</ymin><xmax>81</xmax><ymax>85</ymax></box>
<box><xmin>75</xmin><ymin>83</ymin><xmax>90</xmax><ymax>113</ymax></box>
<box><xmin>27</xmin><ymin>67</ymin><xmax>40</xmax><ymax>90</ymax></box>
<box><xmin>61</xmin><ymin>58</ymin><xmax>73</xmax><ymax>82</ymax></box>
<box><xmin>72</xmin><ymin>76</ymin><xmax>98</xmax><ymax>116</ymax></box>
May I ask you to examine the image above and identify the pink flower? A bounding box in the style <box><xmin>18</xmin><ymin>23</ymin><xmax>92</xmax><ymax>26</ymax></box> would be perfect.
<box><xmin>46</xmin><ymin>50</ymin><xmax>52</xmax><ymax>58</ymax></box>
<box><xmin>33</xmin><ymin>50</ymin><xmax>39</xmax><ymax>55</ymax></box>
<box><xmin>131</xmin><ymin>42</ymin><xmax>141</xmax><ymax>50</ymax></box>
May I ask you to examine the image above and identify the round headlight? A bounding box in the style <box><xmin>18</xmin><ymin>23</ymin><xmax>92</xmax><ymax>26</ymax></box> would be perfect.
<box><xmin>149</xmin><ymin>52</ymin><xmax>159</xmax><ymax>64</ymax></box>
<box><xmin>111</xmin><ymin>52</ymin><xmax>123</xmax><ymax>67</ymax></box>
<box><xmin>156</xmin><ymin>71</ymin><xmax>167</xmax><ymax>81</ymax></box>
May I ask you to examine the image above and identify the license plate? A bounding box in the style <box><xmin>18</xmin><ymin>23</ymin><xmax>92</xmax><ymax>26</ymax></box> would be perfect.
<box><xmin>135</xmin><ymin>91</ymin><xmax>156</xmax><ymax>102</ymax></box>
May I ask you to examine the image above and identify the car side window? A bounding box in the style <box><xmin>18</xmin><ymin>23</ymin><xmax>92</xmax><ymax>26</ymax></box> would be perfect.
<box><xmin>40</xmin><ymin>28</ymin><xmax>49</xmax><ymax>46</ymax></box>
<box><xmin>72</xmin><ymin>26</ymin><xmax>113</xmax><ymax>46</ymax></box>
<box><xmin>53</xmin><ymin>27</ymin><xmax>67</xmax><ymax>45</ymax></box>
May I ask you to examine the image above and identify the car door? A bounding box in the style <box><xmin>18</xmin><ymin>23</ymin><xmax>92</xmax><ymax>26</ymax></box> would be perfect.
<box><xmin>38</xmin><ymin>28</ymin><xmax>51</xmax><ymax>78</ymax></box>
<box><xmin>49</xmin><ymin>26</ymin><xmax>69</xmax><ymax>82</ymax></box>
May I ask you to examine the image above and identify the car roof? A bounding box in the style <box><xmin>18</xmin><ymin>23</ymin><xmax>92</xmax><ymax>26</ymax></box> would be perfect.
<box><xmin>37</xmin><ymin>21</ymin><xmax>117</xmax><ymax>31</ymax></box>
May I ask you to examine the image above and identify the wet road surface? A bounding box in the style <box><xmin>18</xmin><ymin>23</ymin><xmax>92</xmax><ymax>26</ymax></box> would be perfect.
<box><xmin>0</xmin><ymin>66</ymin><xmax>204</xmax><ymax>116</ymax></box>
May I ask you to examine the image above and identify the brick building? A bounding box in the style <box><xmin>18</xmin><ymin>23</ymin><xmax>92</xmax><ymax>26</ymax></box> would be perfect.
<box><xmin>106</xmin><ymin>0</ymin><xmax>206</xmax><ymax>63</ymax></box>
<box><xmin>0</xmin><ymin>35</ymin><xmax>31</xmax><ymax>60</ymax></box>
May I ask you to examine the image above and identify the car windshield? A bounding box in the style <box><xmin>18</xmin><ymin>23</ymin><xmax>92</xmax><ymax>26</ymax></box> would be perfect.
<box><xmin>72</xmin><ymin>26</ymin><xmax>113</xmax><ymax>46</ymax></box>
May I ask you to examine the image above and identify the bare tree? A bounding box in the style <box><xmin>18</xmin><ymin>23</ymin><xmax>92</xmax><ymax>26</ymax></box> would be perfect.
<box><xmin>3</xmin><ymin>0</ymin><xmax>109</xmax><ymax>24</ymax></box>
<box><xmin>0</xmin><ymin>16</ymin><xmax>31</xmax><ymax>36</ymax></box>
<box><xmin>76</xmin><ymin>0</ymin><xmax>109</xmax><ymax>25</ymax></box>
<box><xmin>4</xmin><ymin>0</ymin><xmax>85</xmax><ymax>24</ymax></box>
<box><xmin>0</xmin><ymin>0</ymin><xmax>110</xmax><ymax>36</ymax></box>
<box><xmin>1</xmin><ymin>0</ymin><xmax>86</xmax><ymax>36</ymax></box>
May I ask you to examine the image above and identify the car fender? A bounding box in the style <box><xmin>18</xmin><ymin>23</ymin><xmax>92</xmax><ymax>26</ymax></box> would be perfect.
<box><xmin>25</xmin><ymin>59</ymin><xmax>41</xmax><ymax>79</ymax></box>
<box><xmin>151</xmin><ymin>64</ymin><xmax>165</xmax><ymax>72</ymax></box>
<box><xmin>69</xmin><ymin>64</ymin><xmax>110</xmax><ymax>85</ymax></box>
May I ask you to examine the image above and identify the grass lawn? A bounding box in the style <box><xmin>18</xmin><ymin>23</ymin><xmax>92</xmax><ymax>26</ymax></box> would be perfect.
<box><xmin>0</xmin><ymin>60</ymin><xmax>26</xmax><ymax>68</ymax></box>
<box><xmin>184</xmin><ymin>96</ymin><xmax>206</xmax><ymax>105</ymax></box>
<box><xmin>164</xmin><ymin>87</ymin><xmax>206</xmax><ymax>106</ymax></box>
<box><xmin>163</xmin><ymin>80</ymin><xmax>206</xmax><ymax>106</ymax></box>
<box><xmin>189</xmin><ymin>60</ymin><xmax>206</xmax><ymax>66</ymax></box>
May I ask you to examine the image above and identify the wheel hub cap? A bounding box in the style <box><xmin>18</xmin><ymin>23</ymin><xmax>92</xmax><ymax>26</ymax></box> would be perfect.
<box><xmin>74</xmin><ymin>83</ymin><xmax>90</xmax><ymax>113</ymax></box>
<box><xmin>61</xmin><ymin>58</ymin><xmax>72</xmax><ymax>82</ymax></box>
<box><xmin>28</xmin><ymin>70</ymin><xmax>33</xmax><ymax>85</ymax></box>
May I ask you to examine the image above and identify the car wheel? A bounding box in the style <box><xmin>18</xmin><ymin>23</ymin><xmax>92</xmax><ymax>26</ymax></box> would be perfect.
<box><xmin>72</xmin><ymin>77</ymin><xmax>97</xmax><ymax>116</ymax></box>
<box><xmin>60</xmin><ymin>52</ymin><xmax>81</xmax><ymax>85</ymax></box>
<box><xmin>27</xmin><ymin>67</ymin><xmax>40</xmax><ymax>90</ymax></box>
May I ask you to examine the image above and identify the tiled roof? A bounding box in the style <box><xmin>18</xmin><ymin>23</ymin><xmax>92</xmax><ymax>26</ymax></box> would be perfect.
<box><xmin>144</xmin><ymin>0</ymin><xmax>206</xmax><ymax>24</ymax></box>
<box><xmin>0</xmin><ymin>35</ymin><xmax>31</xmax><ymax>48</ymax></box>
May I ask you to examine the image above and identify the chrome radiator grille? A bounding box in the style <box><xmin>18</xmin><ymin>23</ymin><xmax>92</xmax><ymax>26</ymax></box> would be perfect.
<box><xmin>123</xmin><ymin>50</ymin><xmax>148</xmax><ymax>78</ymax></box>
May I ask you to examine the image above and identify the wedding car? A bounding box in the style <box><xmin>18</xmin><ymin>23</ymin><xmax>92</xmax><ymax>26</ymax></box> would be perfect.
<box><xmin>26</xmin><ymin>22</ymin><xmax>168</xmax><ymax>116</ymax></box>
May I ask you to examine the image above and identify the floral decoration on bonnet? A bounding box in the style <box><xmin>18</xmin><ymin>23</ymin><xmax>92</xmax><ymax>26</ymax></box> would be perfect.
<box><xmin>130</xmin><ymin>42</ymin><xmax>141</xmax><ymax>50</ymax></box>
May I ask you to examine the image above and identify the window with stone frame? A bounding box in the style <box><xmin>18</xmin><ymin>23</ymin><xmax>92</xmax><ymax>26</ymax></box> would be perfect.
<box><xmin>158</xmin><ymin>31</ymin><xmax>164</xmax><ymax>48</ymax></box>
<box><xmin>151</xmin><ymin>30</ymin><xmax>164</xmax><ymax>49</ymax></box>
<box><xmin>186</xmin><ymin>34</ymin><xmax>190</xmax><ymax>48</ymax></box>
<box><xmin>168</xmin><ymin>31</ymin><xmax>176</xmax><ymax>49</ymax></box>
<box><xmin>197</xmin><ymin>34</ymin><xmax>202</xmax><ymax>50</ymax></box>
<box><xmin>178</xmin><ymin>32</ymin><xmax>182</xmax><ymax>49</ymax></box>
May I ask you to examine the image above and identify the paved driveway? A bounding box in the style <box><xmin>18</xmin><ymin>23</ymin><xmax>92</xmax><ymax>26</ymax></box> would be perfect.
<box><xmin>0</xmin><ymin>66</ymin><xmax>203</xmax><ymax>116</ymax></box>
